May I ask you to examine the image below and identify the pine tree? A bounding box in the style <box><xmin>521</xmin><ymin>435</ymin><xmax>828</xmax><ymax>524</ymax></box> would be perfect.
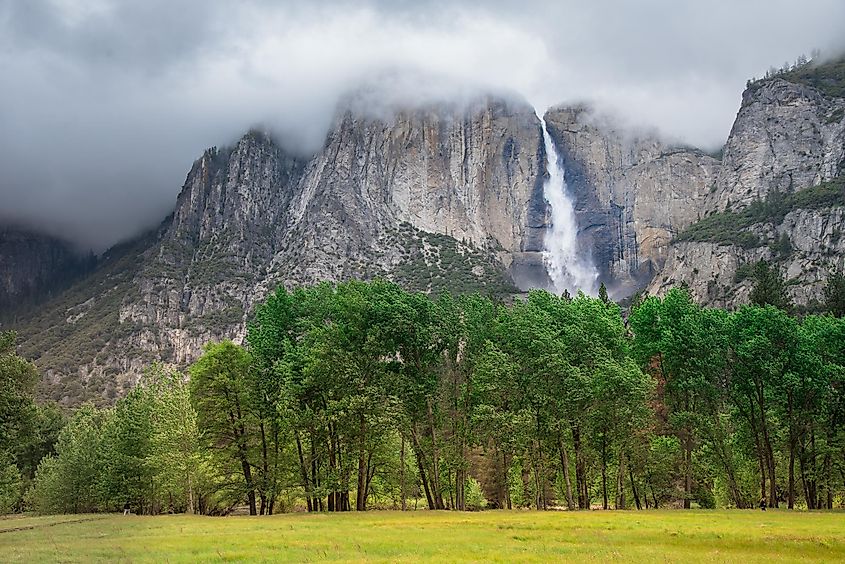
<box><xmin>598</xmin><ymin>282</ymin><xmax>610</xmax><ymax>304</ymax></box>
<box><xmin>824</xmin><ymin>267</ymin><xmax>845</xmax><ymax>317</ymax></box>
<box><xmin>749</xmin><ymin>261</ymin><xmax>791</xmax><ymax>311</ymax></box>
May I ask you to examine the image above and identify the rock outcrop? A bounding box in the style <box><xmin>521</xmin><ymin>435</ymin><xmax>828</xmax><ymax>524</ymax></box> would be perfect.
<box><xmin>648</xmin><ymin>205</ymin><xmax>845</xmax><ymax>309</ymax></box>
<box><xmin>709</xmin><ymin>79</ymin><xmax>845</xmax><ymax>211</ymax></box>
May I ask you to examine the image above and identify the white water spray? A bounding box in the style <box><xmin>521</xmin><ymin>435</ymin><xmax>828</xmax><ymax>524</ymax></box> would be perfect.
<box><xmin>540</xmin><ymin>118</ymin><xmax>599</xmax><ymax>296</ymax></box>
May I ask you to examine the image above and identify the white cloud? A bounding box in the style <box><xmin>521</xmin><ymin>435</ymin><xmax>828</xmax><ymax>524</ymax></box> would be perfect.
<box><xmin>1</xmin><ymin>0</ymin><xmax>844</xmax><ymax>249</ymax></box>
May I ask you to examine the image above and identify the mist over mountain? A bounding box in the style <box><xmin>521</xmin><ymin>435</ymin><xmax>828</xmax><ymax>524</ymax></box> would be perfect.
<box><xmin>3</xmin><ymin>0</ymin><xmax>845</xmax><ymax>250</ymax></box>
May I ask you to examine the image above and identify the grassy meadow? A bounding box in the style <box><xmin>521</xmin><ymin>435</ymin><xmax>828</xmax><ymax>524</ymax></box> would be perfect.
<box><xmin>2</xmin><ymin>509</ymin><xmax>844</xmax><ymax>563</ymax></box>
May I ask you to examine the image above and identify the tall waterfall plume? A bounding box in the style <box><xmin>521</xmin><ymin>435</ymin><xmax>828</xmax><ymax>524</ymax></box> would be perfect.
<box><xmin>540</xmin><ymin>118</ymin><xmax>599</xmax><ymax>296</ymax></box>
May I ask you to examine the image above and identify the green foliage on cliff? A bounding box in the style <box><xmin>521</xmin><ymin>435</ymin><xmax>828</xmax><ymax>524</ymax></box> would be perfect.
<box><xmin>749</xmin><ymin>260</ymin><xmax>792</xmax><ymax>311</ymax></box>
<box><xmin>747</xmin><ymin>54</ymin><xmax>845</xmax><ymax>99</ymax></box>
<box><xmin>776</xmin><ymin>55</ymin><xmax>845</xmax><ymax>98</ymax></box>
<box><xmin>391</xmin><ymin>224</ymin><xmax>517</xmax><ymax>297</ymax></box>
<box><xmin>675</xmin><ymin>177</ymin><xmax>845</xmax><ymax>248</ymax></box>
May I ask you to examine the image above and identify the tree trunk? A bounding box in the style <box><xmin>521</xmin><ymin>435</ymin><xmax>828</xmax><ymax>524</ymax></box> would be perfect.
<box><xmin>240</xmin><ymin>455</ymin><xmax>257</xmax><ymax>515</ymax></box>
<box><xmin>356</xmin><ymin>412</ymin><xmax>367</xmax><ymax>511</ymax></box>
<box><xmin>226</xmin><ymin>402</ymin><xmax>256</xmax><ymax>516</ymax></box>
<box><xmin>788</xmin><ymin>439</ymin><xmax>796</xmax><ymax>510</ymax></box>
<box><xmin>822</xmin><ymin>452</ymin><xmax>832</xmax><ymax>510</ymax></box>
<box><xmin>799</xmin><ymin>443</ymin><xmax>813</xmax><ymax>510</ymax></box>
<box><xmin>711</xmin><ymin>415</ymin><xmax>744</xmax><ymax>508</ymax></box>
<box><xmin>756</xmin><ymin>381</ymin><xmax>778</xmax><ymax>508</ymax></box>
<box><xmin>572</xmin><ymin>424</ymin><xmax>588</xmax><ymax>509</ymax></box>
<box><xmin>411</xmin><ymin>427</ymin><xmax>436</xmax><ymax>510</ymax></box>
<box><xmin>616</xmin><ymin>450</ymin><xmax>626</xmax><ymax>510</ymax></box>
<box><xmin>629</xmin><ymin>469</ymin><xmax>641</xmax><ymax>510</ymax></box>
<box><xmin>400</xmin><ymin>435</ymin><xmax>407</xmax><ymax>511</ymax></box>
<box><xmin>558</xmin><ymin>436</ymin><xmax>574</xmax><ymax>510</ymax></box>
<box><xmin>294</xmin><ymin>432</ymin><xmax>312</xmax><ymax>512</ymax></box>
<box><xmin>426</xmin><ymin>400</ymin><xmax>445</xmax><ymax>509</ymax></box>
<box><xmin>787</xmin><ymin>394</ymin><xmax>795</xmax><ymax>509</ymax></box>
<box><xmin>810</xmin><ymin>429</ymin><xmax>819</xmax><ymax>509</ymax></box>
<box><xmin>683</xmin><ymin>436</ymin><xmax>692</xmax><ymax>509</ymax></box>
<box><xmin>534</xmin><ymin>411</ymin><xmax>546</xmax><ymax>510</ymax></box>
<box><xmin>503</xmin><ymin>450</ymin><xmax>513</xmax><ymax>510</ymax></box>
<box><xmin>327</xmin><ymin>426</ymin><xmax>337</xmax><ymax>512</ymax></box>
<box><xmin>364</xmin><ymin>452</ymin><xmax>376</xmax><ymax>510</ymax></box>
<box><xmin>747</xmin><ymin>397</ymin><xmax>767</xmax><ymax>502</ymax></box>
<box><xmin>601</xmin><ymin>441</ymin><xmax>608</xmax><ymax>510</ymax></box>
<box><xmin>259</xmin><ymin>420</ymin><xmax>269</xmax><ymax>515</ymax></box>
<box><xmin>310</xmin><ymin>435</ymin><xmax>321</xmax><ymax>511</ymax></box>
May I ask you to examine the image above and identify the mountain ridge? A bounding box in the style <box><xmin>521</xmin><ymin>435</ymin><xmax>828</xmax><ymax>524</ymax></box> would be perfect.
<box><xmin>5</xmin><ymin>58</ymin><xmax>845</xmax><ymax>405</ymax></box>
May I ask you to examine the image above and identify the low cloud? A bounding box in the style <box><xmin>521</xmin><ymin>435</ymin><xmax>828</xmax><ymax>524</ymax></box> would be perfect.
<box><xmin>2</xmin><ymin>0</ymin><xmax>844</xmax><ymax>250</ymax></box>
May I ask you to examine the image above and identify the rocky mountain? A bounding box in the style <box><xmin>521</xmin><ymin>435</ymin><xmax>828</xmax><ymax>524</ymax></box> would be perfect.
<box><xmin>11</xmin><ymin>95</ymin><xmax>547</xmax><ymax>404</ymax></box>
<box><xmin>0</xmin><ymin>228</ymin><xmax>93</xmax><ymax>315</ymax></box>
<box><xmin>648</xmin><ymin>58</ymin><xmax>845</xmax><ymax>307</ymax></box>
<box><xmin>6</xmin><ymin>57</ymin><xmax>845</xmax><ymax>404</ymax></box>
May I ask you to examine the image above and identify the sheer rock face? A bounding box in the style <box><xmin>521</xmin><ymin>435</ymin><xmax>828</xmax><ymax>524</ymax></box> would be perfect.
<box><xmin>0</xmin><ymin>228</ymin><xmax>90</xmax><ymax>314</ymax></box>
<box><xmin>544</xmin><ymin>107</ymin><xmax>720</xmax><ymax>295</ymax></box>
<box><xmin>709</xmin><ymin>79</ymin><xmax>845</xmax><ymax>212</ymax></box>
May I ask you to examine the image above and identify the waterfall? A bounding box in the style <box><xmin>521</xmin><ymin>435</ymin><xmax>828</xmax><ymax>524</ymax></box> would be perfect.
<box><xmin>540</xmin><ymin>118</ymin><xmax>598</xmax><ymax>296</ymax></box>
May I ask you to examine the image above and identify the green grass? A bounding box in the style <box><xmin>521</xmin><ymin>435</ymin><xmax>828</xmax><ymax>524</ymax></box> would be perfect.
<box><xmin>2</xmin><ymin>510</ymin><xmax>844</xmax><ymax>562</ymax></box>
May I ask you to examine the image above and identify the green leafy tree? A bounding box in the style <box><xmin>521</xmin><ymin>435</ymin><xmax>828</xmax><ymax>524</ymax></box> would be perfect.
<box><xmin>598</xmin><ymin>283</ymin><xmax>610</xmax><ymax>304</ymax></box>
<box><xmin>27</xmin><ymin>405</ymin><xmax>106</xmax><ymax>514</ymax></box>
<box><xmin>728</xmin><ymin>305</ymin><xmax>798</xmax><ymax>508</ymax></box>
<box><xmin>247</xmin><ymin>287</ymin><xmax>305</xmax><ymax>514</ymax></box>
<box><xmin>0</xmin><ymin>331</ymin><xmax>38</xmax><ymax>457</ymax></box>
<box><xmin>98</xmin><ymin>385</ymin><xmax>155</xmax><ymax>512</ymax></box>
<box><xmin>794</xmin><ymin>314</ymin><xmax>845</xmax><ymax>508</ymax></box>
<box><xmin>0</xmin><ymin>331</ymin><xmax>39</xmax><ymax>513</ymax></box>
<box><xmin>190</xmin><ymin>341</ymin><xmax>258</xmax><ymax>515</ymax></box>
<box><xmin>13</xmin><ymin>402</ymin><xmax>65</xmax><ymax>481</ymax></box>
<box><xmin>144</xmin><ymin>366</ymin><xmax>205</xmax><ymax>514</ymax></box>
<box><xmin>0</xmin><ymin>461</ymin><xmax>22</xmax><ymax>514</ymax></box>
<box><xmin>630</xmin><ymin>289</ymin><xmax>738</xmax><ymax>508</ymax></box>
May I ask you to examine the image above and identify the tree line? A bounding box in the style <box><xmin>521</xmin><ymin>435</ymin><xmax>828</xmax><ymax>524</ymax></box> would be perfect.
<box><xmin>2</xmin><ymin>273</ymin><xmax>844</xmax><ymax>514</ymax></box>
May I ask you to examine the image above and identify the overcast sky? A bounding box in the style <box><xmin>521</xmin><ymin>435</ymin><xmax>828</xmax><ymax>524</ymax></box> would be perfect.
<box><xmin>2</xmin><ymin>0</ymin><xmax>844</xmax><ymax>251</ymax></box>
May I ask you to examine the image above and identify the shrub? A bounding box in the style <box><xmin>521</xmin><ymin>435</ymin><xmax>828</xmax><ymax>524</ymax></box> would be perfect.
<box><xmin>465</xmin><ymin>477</ymin><xmax>488</xmax><ymax>511</ymax></box>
